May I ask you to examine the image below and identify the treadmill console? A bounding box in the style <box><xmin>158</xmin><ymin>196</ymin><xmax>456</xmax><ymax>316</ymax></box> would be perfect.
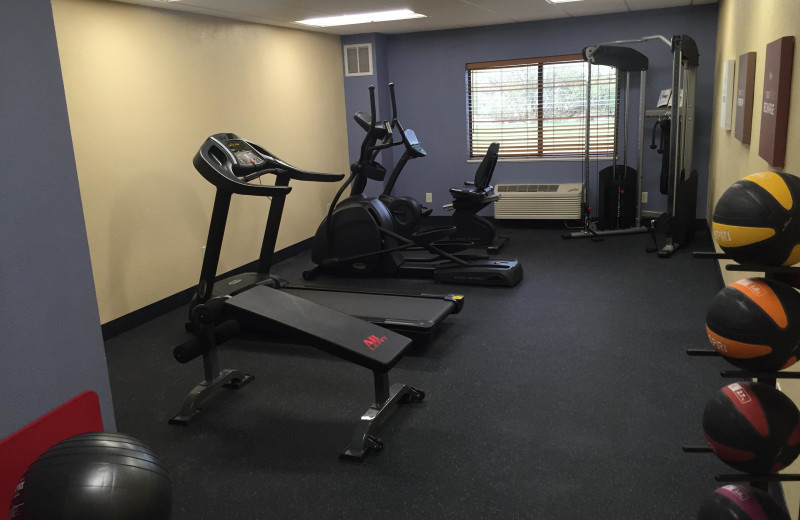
<box><xmin>193</xmin><ymin>132</ymin><xmax>290</xmax><ymax>196</ymax></box>
<box><xmin>193</xmin><ymin>132</ymin><xmax>342</xmax><ymax>196</ymax></box>
<box><xmin>223</xmin><ymin>138</ymin><xmax>266</xmax><ymax>176</ymax></box>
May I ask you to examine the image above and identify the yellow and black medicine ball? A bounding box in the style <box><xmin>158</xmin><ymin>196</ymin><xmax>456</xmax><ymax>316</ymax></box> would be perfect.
<box><xmin>712</xmin><ymin>171</ymin><xmax>800</xmax><ymax>266</ymax></box>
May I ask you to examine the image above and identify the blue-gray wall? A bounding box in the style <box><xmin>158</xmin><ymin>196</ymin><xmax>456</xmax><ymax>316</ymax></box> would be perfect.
<box><xmin>343</xmin><ymin>4</ymin><xmax>718</xmax><ymax>217</ymax></box>
<box><xmin>0</xmin><ymin>0</ymin><xmax>116</xmax><ymax>437</ymax></box>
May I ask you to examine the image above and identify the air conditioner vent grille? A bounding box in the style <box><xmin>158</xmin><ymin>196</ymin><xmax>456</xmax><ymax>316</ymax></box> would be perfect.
<box><xmin>343</xmin><ymin>44</ymin><xmax>373</xmax><ymax>77</ymax></box>
<box><xmin>494</xmin><ymin>183</ymin><xmax>582</xmax><ymax>220</ymax></box>
<box><xmin>498</xmin><ymin>184</ymin><xmax>560</xmax><ymax>193</ymax></box>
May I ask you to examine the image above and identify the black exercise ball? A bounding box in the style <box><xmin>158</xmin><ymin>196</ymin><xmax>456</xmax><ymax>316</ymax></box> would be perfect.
<box><xmin>9</xmin><ymin>432</ymin><xmax>172</xmax><ymax>520</ymax></box>
<box><xmin>703</xmin><ymin>381</ymin><xmax>800</xmax><ymax>474</ymax></box>
<box><xmin>712</xmin><ymin>171</ymin><xmax>800</xmax><ymax>266</ymax></box>
<box><xmin>706</xmin><ymin>277</ymin><xmax>800</xmax><ymax>371</ymax></box>
<box><xmin>697</xmin><ymin>484</ymin><xmax>790</xmax><ymax>520</ymax></box>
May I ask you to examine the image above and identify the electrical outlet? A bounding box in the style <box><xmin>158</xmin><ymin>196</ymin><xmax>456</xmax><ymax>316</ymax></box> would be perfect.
<box><xmin>641</xmin><ymin>191</ymin><xmax>648</xmax><ymax>203</ymax></box>
<box><xmin>426</xmin><ymin>193</ymin><xmax>433</xmax><ymax>203</ymax></box>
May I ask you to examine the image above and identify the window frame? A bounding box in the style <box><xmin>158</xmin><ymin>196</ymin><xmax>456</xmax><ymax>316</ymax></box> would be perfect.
<box><xmin>466</xmin><ymin>54</ymin><xmax>618</xmax><ymax>161</ymax></box>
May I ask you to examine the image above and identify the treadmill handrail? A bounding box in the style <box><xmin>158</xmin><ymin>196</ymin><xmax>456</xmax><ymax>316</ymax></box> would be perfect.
<box><xmin>247</xmin><ymin>140</ymin><xmax>346</xmax><ymax>184</ymax></box>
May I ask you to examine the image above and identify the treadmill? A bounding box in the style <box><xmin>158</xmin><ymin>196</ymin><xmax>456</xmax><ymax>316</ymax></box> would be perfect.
<box><xmin>190</xmin><ymin>133</ymin><xmax>463</xmax><ymax>341</ymax></box>
<box><xmin>171</xmin><ymin>133</ymin><xmax>463</xmax><ymax>459</ymax></box>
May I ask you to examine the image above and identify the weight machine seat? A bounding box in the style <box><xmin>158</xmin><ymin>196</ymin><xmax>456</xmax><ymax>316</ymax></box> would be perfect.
<box><xmin>447</xmin><ymin>142</ymin><xmax>500</xmax><ymax>211</ymax></box>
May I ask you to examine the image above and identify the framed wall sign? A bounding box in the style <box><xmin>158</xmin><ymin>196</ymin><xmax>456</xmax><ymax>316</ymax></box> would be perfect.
<box><xmin>758</xmin><ymin>36</ymin><xmax>794</xmax><ymax>166</ymax></box>
<box><xmin>720</xmin><ymin>59</ymin><xmax>734</xmax><ymax>130</ymax></box>
<box><xmin>734</xmin><ymin>52</ymin><xmax>756</xmax><ymax>143</ymax></box>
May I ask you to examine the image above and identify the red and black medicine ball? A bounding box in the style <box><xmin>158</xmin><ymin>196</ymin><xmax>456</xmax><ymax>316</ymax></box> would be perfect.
<box><xmin>706</xmin><ymin>277</ymin><xmax>800</xmax><ymax>371</ymax></box>
<box><xmin>712</xmin><ymin>171</ymin><xmax>800</xmax><ymax>266</ymax></box>
<box><xmin>703</xmin><ymin>381</ymin><xmax>800</xmax><ymax>474</ymax></box>
<box><xmin>697</xmin><ymin>484</ymin><xmax>790</xmax><ymax>520</ymax></box>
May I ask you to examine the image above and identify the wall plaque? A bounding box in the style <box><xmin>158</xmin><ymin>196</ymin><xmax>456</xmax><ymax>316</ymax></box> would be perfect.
<box><xmin>734</xmin><ymin>52</ymin><xmax>756</xmax><ymax>143</ymax></box>
<box><xmin>758</xmin><ymin>36</ymin><xmax>794</xmax><ymax>166</ymax></box>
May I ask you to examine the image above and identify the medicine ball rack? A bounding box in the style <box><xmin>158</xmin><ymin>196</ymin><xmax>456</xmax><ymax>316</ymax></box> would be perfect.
<box><xmin>684</xmin><ymin>251</ymin><xmax>800</xmax><ymax>493</ymax></box>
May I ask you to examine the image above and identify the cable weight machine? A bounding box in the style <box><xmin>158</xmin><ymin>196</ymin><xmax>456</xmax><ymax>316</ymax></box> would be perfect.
<box><xmin>650</xmin><ymin>34</ymin><xmax>699</xmax><ymax>258</ymax></box>
<box><xmin>563</xmin><ymin>34</ymin><xmax>699</xmax><ymax>258</ymax></box>
<box><xmin>563</xmin><ymin>39</ymin><xmax>650</xmax><ymax>241</ymax></box>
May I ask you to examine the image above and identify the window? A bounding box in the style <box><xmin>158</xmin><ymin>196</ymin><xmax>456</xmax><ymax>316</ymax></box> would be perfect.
<box><xmin>467</xmin><ymin>55</ymin><xmax>617</xmax><ymax>159</ymax></box>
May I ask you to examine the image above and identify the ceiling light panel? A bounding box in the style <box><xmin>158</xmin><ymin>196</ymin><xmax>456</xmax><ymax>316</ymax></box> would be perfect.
<box><xmin>295</xmin><ymin>9</ymin><xmax>426</xmax><ymax>27</ymax></box>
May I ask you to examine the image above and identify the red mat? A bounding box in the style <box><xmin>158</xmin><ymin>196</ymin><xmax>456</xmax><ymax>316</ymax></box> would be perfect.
<box><xmin>0</xmin><ymin>391</ymin><xmax>104</xmax><ymax>512</ymax></box>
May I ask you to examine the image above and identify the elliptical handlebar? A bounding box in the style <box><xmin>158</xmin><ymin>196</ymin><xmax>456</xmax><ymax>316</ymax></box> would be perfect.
<box><xmin>357</xmin><ymin>83</ymin><xmax>411</xmax><ymax>164</ymax></box>
<box><xmin>358</xmin><ymin>86</ymin><xmax>380</xmax><ymax>165</ymax></box>
<box><xmin>389</xmin><ymin>82</ymin><xmax>398</xmax><ymax>122</ymax></box>
<box><xmin>385</xmin><ymin>83</ymin><xmax>418</xmax><ymax>156</ymax></box>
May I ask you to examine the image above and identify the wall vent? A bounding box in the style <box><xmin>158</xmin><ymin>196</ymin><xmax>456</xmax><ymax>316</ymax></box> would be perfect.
<box><xmin>343</xmin><ymin>44</ymin><xmax>373</xmax><ymax>77</ymax></box>
<box><xmin>494</xmin><ymin>183</ymin><xmax>582</xmax><ymax>219</ymax></box>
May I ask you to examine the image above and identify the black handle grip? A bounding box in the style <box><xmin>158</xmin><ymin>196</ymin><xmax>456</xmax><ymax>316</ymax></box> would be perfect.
<box><xmin>389</xmin><ymin>82</ymin><xmax>397</xmax><ymax>121</ymax></box>
<box><xmin>368</xmin><ymin>85</ymin><xmax>377</xmax><ymax>126</ymax></box>
<box><xmin>359</xmin><ymin>86</ymin><xmax>378</xmax><ymax>164</ymax></box>
<box><xmin>173</xmin><ymin>319</ymin><xmax>241</xmax><ymax>363</ymax></box>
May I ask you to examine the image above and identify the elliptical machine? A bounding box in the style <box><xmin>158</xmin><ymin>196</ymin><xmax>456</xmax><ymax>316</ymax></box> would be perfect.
<box><xmin>304</xmin><ymin>84</ymin><xmax>522</xmax><ymax>287</ymax></box>
<box><xmin>352</xmin><ymin>105</ymin><xmax>509</xmax><ymax>255</ymax></box>
<box><xmin>351</xmin><ymin>110</ymin><xmax>431</xmax><ymax>239</ymax></box>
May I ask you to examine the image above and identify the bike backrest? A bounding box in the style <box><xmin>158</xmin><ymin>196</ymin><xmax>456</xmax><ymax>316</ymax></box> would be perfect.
<box><xmin>472</xmin><ymin>142</ymin><xmax>500</xmax><ymax>190</ymax></box>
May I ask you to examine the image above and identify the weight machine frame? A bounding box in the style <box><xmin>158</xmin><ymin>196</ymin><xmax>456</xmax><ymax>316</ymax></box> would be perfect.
<box><xmin>564</xmin><ymin>34</ymin><xmax>699</xmax><ymax>256</ymax></box>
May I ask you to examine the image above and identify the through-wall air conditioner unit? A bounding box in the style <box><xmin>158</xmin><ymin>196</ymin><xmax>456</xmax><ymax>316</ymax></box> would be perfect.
<box><xmin>493</xmin><ymin>183</ymin><xmax>583</xmax><ymax>220</ymax></box>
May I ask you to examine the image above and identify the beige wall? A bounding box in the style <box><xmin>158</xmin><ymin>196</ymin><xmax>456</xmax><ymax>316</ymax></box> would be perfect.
<box><xmin>51</xmin><ymin>0</ymin><xmax>349</xmax><ymax>323</ymax></box>
<box><xmin>711</xmin><ymin>1</ymin><xmax>800</xmax><ymax>516</ymax></box>
<box><xmin>710</xmin><ymin>0</ymin><xmax>800</xmax><ymax>244</ymax></box>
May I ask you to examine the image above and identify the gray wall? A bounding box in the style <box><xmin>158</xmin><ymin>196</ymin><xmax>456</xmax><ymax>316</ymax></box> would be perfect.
<box><xmin>343</xmin><ymin>4</ymin><xmax>718</xmax><ymax>218</ymax></box>
<box><xmin>0</xmin><ymin>0</ymin><xmax>115</xmax><ymax>437</ymax></box>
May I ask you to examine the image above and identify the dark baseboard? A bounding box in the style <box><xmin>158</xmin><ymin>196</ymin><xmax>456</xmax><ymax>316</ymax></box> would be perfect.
<box><xmin>101</xmin><ymin>238</ymin><xmax>312</xmax><ymax>340</ymax></box>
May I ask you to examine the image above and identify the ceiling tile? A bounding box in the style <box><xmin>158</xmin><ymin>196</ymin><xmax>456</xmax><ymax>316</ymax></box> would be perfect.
<box><xmin>105</xmin><ymin>0</ymin><xmax>717</xmax><ymax>35</ymax></box>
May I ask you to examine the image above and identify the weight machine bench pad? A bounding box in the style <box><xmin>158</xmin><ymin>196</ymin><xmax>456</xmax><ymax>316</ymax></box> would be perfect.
<box><xmin>224</xmin><ymin>285</ymin><xmax>412</xmax><ymax>372</ymax></box>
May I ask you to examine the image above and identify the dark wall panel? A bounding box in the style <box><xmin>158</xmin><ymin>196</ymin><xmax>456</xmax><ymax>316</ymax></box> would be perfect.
<box><xmin>0</xmin><ymin>0</ymin><xmax>116</xmax><ymax>437</ymax></box>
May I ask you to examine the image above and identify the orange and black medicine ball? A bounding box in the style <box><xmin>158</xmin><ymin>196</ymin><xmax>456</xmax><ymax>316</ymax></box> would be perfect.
<box><xmin>712</xmin><ymin>171</ymin><xmax>800</xmax><ymax>266</ymax></box>
<box><xmin>706</xmin><ymin>277</ymin><xmax>800</xmax><ymax>371</ymax></box>
<box><xmin>703</xmin><ymin>381</ymin><xmax>800</xmax><ymax>474</ymax></box>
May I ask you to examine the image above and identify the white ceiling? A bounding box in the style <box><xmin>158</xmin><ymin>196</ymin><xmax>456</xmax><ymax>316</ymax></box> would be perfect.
<box><xmin>108</xmin><ymin>0</ymin><xmax>717</xmax><ymax>35</ymax></box>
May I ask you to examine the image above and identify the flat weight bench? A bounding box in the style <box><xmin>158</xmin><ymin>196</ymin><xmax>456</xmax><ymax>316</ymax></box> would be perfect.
<box><xmin>170</xmin><ymin>285</ymin><xmax>424</xmax><ymax>461</ymax></box>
